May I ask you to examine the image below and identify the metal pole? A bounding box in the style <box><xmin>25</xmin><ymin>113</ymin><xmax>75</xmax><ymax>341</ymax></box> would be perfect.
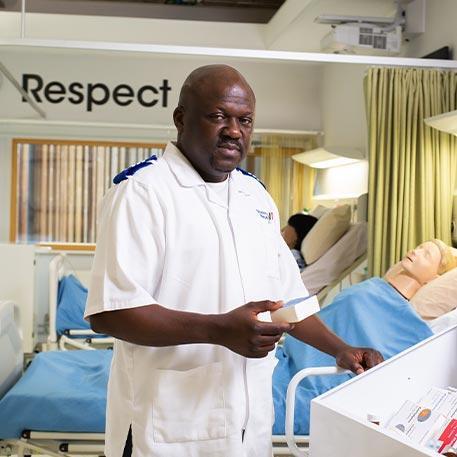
<box><xmin>0</xmin><ymin>61</ymin><xmax>46</xmax><ymax>118</ymax></box>
<box><xmin>21</xmin><ymin>0</ymin><xmax>26</xmax><ymax>39</ymax></box>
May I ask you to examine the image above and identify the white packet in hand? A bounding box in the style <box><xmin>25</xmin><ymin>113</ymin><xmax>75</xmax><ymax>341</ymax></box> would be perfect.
<box><xmin>258</xmin><ymin>295</ymin><xmax>320</xmax><ymax>323</ymax></box>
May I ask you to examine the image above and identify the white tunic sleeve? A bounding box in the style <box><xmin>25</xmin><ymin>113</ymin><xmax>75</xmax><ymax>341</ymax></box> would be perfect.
<box><xmin>85</xmin><ymin>178</ymin><xmax>164</xmax><ymax>318</ymax></box>
<box><xmin>278</xmin><ymin>232</ymin><xmax>310</xmax><ymax>299</ymax></box>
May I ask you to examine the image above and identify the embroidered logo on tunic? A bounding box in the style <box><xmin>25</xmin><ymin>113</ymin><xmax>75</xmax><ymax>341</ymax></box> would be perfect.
<box><xmin>256</xmin><ymin>210</ymin><xmax>274</xmax><ymax>221</ymax></box>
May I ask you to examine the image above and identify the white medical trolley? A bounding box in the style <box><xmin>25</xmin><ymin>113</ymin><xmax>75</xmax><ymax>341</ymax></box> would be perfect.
<box><xmin>289</xmin><ymin>324</ymin><xmax>457</xmax><ymax>457</ymax></box>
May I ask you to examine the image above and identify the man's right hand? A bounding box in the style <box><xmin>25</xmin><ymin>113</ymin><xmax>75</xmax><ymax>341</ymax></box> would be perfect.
<box><xmin>214</xmin><ymin>301</ymin><xmax>293</xmax><ymax>358</ymax></box>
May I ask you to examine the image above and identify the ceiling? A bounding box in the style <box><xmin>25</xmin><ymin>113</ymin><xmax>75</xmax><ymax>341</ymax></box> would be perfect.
<box><xmin>0</xmin><ymin>0</ymin><xmax>287</xmax><ymax>23</ymax></box>
<box><xmin>0</xmin><ymin>0</ymin><xmax>410</xmax><ymax>54</ymax></box>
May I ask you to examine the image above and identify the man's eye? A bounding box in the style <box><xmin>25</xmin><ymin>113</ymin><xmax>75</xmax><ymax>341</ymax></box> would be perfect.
<box><xmin>240</xmin><ymin>118</ymin><xmax>252</xmax><ymax>126</ymax></box>
<box><xmin>210</xmin><ymin>113</ymin><xmax>225</xmax><ymax>120</ymax></box>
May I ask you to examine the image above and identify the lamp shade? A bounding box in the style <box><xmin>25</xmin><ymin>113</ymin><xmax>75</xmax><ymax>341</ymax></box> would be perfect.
<box><xmin>424</xmin><ymin>110</ymin><xmax>457</xmax><ymax>135</ymax></box>
<box><xmin>292</xmin><ymin>146</ymin><xmax>364</xmax><ymax>169</ymax></box>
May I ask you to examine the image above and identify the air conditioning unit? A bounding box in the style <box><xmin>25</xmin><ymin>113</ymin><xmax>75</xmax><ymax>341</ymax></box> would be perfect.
<box><xmin>321</xmin><ymin>23</ymin><xmax>402</xmax><ymax>55</ymax></box>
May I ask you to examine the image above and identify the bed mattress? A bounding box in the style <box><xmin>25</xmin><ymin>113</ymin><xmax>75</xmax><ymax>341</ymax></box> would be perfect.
<box><xmin>0</xmin><ymin>349</ymin><xmax>111</xmax><ymax>438</ymax></box>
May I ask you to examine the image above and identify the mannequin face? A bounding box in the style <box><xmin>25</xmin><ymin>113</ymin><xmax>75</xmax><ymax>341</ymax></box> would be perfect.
<box><xmin>400</xmin><ymin>241</ymin><xmax>441</xmax><ymax>284</ymax></box>
<box><xmin>281</xmin><ymin>225</ymin><xmax>297</xmax><ymax>249</ymax></box>
<box><xmin>384</xmin><ymin>241</ymin><xmax>443</xmax><ymax>300</ymax></box>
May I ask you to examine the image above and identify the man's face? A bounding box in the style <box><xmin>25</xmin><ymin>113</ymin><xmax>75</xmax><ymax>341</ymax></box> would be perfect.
<box><xmin>400</xmin><ymin>241</ymin><xmax>441</xmax><ymax>284</ymax></box>
<box><xmin>174</xmin><ymin>81</ymin><xmax>255</xmax><ymax>182</ymax></box>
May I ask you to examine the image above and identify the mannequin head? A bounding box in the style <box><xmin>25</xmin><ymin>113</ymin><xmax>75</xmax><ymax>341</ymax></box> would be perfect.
<box><xmin>281</xmin><ymin>214</ymin><xmax>318</xmax><ymax>250</ymax></box>
<box><xmin>384</xmin><ymin>240</ymin><xmax>457</xmax><ymax>300</ymax></box>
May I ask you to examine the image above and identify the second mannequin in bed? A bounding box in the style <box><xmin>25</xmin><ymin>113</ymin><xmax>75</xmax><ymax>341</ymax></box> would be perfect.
<box><xmin>273</xmin><ymin>239</ymin><xmax>457</xmax><ymax>435</ymax></box>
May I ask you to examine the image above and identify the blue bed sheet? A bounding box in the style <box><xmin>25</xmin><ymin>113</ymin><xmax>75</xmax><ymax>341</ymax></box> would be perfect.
<box><xmin>272</xmin><ymin>277</ymin><xmax>433</xmax><ymax>435</ymax></box>
<box><xmin>0</xmin><ymin>350</ymin><xmax>112</xmax><ymax>438</ymax></box>
<box><xmin>56</xmin><ymin>274</ymin><xmax>90</xmax><ymax>335</ymax></box>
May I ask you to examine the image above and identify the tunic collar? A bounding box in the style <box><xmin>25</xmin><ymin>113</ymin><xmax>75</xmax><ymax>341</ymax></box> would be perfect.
<box><xmin>163</xmin><ymin>142</ymin><xmax>251</xmax><ymax>196</ymax></box>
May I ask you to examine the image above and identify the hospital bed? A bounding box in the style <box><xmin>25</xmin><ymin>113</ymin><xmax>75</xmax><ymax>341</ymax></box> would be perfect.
<box><xmin>300</xmin><ymin>197</ymin><xmax>369</xmax><ymax>306</ymax></box>
<box><xmin>2</xmin><ymin>280</ymin><xmax>457</xmax><ymax>457</ymax></box>
<box><xmin>46</xmin><ymin>254</ymin><xmax>113</xmax><ymax>351</ymax></box>
<box><xmin>301</xmin><ymin>221</ymin><xmax>367</xmax><ymax>304</ymax></box>
<box><xmin>0</xmin><ymin>300</ymin><xmax>109</xmax><ymax>456</ymax></box>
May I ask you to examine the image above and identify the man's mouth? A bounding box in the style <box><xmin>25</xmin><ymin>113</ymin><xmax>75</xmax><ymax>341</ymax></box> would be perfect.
<box><xmin>217</xmin><ymin>142</ymin><xmax>241</xmax><ymax>152</ymax></box>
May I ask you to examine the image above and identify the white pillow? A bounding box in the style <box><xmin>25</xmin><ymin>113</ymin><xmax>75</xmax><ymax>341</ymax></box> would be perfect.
<box><xmin>309</xmin><ymin>205</ymin><xmax>330</xmax><ymax>220</ymax></box>
<box><xmin>410</xmin><ymin>267</ymin><xmax>457</xmax><ymax>320</ymax></box>
<box><xmin>301</xmin><ymin>222</ymin><xmax>367</xmax><ymax>296</ymax></box>
<box><xmin>301</xmin><ymin>204</ymin><xmax>351</xmax><ymax>265</ymax></box>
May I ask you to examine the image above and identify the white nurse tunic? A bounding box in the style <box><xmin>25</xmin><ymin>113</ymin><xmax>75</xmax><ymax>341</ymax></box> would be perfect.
<box><xmin>85</xmin><ymin>142</ymin><xmax>308</xmax><ymax>457</ymax></box>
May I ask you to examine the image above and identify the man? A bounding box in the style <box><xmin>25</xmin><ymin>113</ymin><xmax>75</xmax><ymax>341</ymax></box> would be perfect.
<box><xmin>85</xmin><ymin>64</ymin><xmax>383</xmax><ymax>457</ymax></box>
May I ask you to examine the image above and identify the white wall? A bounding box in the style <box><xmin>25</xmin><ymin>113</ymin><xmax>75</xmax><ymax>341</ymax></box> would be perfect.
<box><xmin>313</xmin><ymin>161</ymin><xmax>369</xmax><ymax>200</ymax></box>
<box><xmin>404</xmin><ymin>0</ymin><xmax>457</xmax><ymax>58</ymax></box>
<box><xmin>321</xmin><ymin>63</ymin><xmax>367</xmax><ymax>155</ymax></box>
<box><xmin>0</xmin><ymin>48</ymin><xmax>323</xmax><ymax>131</ymax></box>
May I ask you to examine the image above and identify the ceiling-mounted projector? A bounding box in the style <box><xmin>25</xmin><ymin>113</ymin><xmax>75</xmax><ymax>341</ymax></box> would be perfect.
<box><xmin>314</xmin><ymin>0</ymin><xmax>419</xmax><ymax>55</ymax></box>
<box><xmin>320</xmin><ymin>23</ymin><xmax>402</xmax><ymax>55</ymax></box>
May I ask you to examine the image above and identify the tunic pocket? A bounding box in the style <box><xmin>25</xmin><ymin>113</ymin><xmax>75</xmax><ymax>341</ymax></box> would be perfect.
<box><xmin>152</xmin><ymin>362</ymin><xmax>227</xmax><ymax>443</ymax></box>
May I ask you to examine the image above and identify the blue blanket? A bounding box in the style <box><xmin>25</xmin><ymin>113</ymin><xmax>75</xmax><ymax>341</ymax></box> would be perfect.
<box><xmin>0</xmin><ymin>350</ymin><xmax>112</xmax><ymax>438</ymax></box>
<box><xmin>56</xmin><ymin>274</ymin><xmax>90</xmax><ymax>335</ymax></box>
<box><xmin>272</xmin><ymin>278</ymin><xmax>433</xmax><ymax>435</ymax></box>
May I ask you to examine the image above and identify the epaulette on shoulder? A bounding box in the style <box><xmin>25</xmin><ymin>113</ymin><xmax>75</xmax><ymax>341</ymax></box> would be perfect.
<box><xmin>236</xmin><ymin>167</ymin><xmax>266</xmax><ymax>189</ymax></box>
<box><xmin>113</xmin><ymin>155</ymin><xmax>158</xmax><ymax>184</ymax></box>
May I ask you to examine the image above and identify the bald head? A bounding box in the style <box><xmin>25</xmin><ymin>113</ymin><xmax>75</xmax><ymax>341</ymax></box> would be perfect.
<box><xmin>173</xmin><ymin>65</ymin><xmax>256</xmax><ymax>183</ymax></box>
<box><xmin>178</xmin><ymin>64</ymin><xmax>255</xmax><ymax>108</ymax></box>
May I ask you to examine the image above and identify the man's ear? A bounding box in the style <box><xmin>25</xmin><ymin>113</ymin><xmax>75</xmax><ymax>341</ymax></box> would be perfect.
<box><xmin>173</xmin><ymin>106</ymin><xmax>184</xmax><ymax>133</ymax></box>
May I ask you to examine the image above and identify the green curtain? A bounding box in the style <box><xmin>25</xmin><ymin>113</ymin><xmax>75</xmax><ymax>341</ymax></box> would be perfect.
<box><xmin>291</xmin><ymin>160</ymin><xmax>316</xmax><ymax>215</ymax></box>
<box><xmin>366</xmin><ymin>67</ymin><xmax>457</xmax><ymax>276</ymax></box>
<box><xmin>254</xmin><ymin>134</ymin><xmax>317</xmax><ymax>226</ymax></box>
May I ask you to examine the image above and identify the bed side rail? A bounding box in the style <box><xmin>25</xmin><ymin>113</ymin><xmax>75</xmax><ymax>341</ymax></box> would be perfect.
<box><xmin>285</xmin><ymin>366</ymin><xmax>351</xmax><ymax>457</ymax></box>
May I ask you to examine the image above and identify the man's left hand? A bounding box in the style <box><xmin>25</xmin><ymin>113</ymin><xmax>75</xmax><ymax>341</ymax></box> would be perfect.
<box><xmin>335</xmin><ymin>347</ymin><xmax>384</xmax><ymax>375</ymax></box>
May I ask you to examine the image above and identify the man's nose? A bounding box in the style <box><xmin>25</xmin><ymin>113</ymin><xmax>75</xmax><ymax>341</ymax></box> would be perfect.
<box><xmin>223</xmin><ymin>118</ymin><xmax>241</xmax><ymax>138</ymax></box>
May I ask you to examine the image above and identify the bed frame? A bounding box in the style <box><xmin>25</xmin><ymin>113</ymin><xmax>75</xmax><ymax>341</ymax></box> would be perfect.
<box><xmin>0</xmin><ymin>297</ymin><xmax>310</xmax><ymax>457</ymax></box>
<box><xmin>316</xmin><ymin>253</ymin><xmax>367</xmax><ymax>305</ymax></box>
<box><xmin>1</xmin><ymin>421</ymin><xmax>309</xmax><ymax>456</ymax></box>
<box><xmin>45</xmin><ymin>254</ymin><xmax>113</xmax><ymax>351</ymax></box>
<box><xmin>1</xmin><ymin>433</ymin><xmax>309</xmax><ymax>457</ymax></box>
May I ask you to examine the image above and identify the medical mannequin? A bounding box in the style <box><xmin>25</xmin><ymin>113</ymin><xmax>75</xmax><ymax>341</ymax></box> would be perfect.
<box><xmin>85</xmin><ymin>65</ymin><xmax>382</xmax><ymax>457</ymax></box>
<box><xmin>384</xmin><ymin>239</ymin><xmax>457</xmax><ymax>300</ymax></box>
<box><xmin>273</xmin><ymin>240</ymin><xmax>457</xmax><ymax>438</ymax></box>
<box><xmin>281</xmin><ymin>213</ymin><xmax>318</xmax><ymax>270</ymax></box>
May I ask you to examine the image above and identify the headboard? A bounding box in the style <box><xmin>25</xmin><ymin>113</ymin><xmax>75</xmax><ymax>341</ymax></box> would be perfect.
<box><xmin>47</xmin><ymin>254</ymin><xmax>95</xmax><ymax>350</ymax></box>
<box><xmin>0</xmin><ymin>301</ymin><xmax>23</xmax><ymax>399</ymax></box>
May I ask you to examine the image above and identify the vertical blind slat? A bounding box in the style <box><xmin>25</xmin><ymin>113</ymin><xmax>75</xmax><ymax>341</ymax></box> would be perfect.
<box><xmin>13</xmin><ymin>141</ymin><xmax>165</xmax><ymax>244</ymax></box>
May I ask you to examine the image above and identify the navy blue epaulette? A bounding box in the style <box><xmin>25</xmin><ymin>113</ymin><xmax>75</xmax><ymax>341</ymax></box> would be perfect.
<box><xmin>235</xmin><ymin>167</ymin><xmax>266</xmax><ymax>189</ymax></box>
<box><xmin>113</xmin><ymin>155</ymin><xmax>158</xmax><ymax>184</ymax></box>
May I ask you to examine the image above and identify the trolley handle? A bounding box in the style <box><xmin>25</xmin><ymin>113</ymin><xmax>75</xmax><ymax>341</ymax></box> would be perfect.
<box><xmin>285</xmin><ymin>366</ymin><xmax>351</xmax><ymax>457</ymax></box>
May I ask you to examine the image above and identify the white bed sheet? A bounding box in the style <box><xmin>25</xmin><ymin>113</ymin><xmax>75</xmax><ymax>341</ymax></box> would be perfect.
<box><xmin>429</xmin><ymin>307</ymin><xmax>457</xmax><ymax>334</ymax></box>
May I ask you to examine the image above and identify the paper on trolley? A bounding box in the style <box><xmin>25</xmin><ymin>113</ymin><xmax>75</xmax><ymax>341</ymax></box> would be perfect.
<box><xmin>385</xmin><ymin>400</ymin><xmax>447</xmax><ymax>444</ymax></box>
<box><xmin>257</xmin><ymin>295</ymin><xmax>320</xmax><ymax>324</ymax></box>
<box><xmin>419</xmin><ymin>387</ymin><xmax>457</xmax><ymax>419</ymax></box>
